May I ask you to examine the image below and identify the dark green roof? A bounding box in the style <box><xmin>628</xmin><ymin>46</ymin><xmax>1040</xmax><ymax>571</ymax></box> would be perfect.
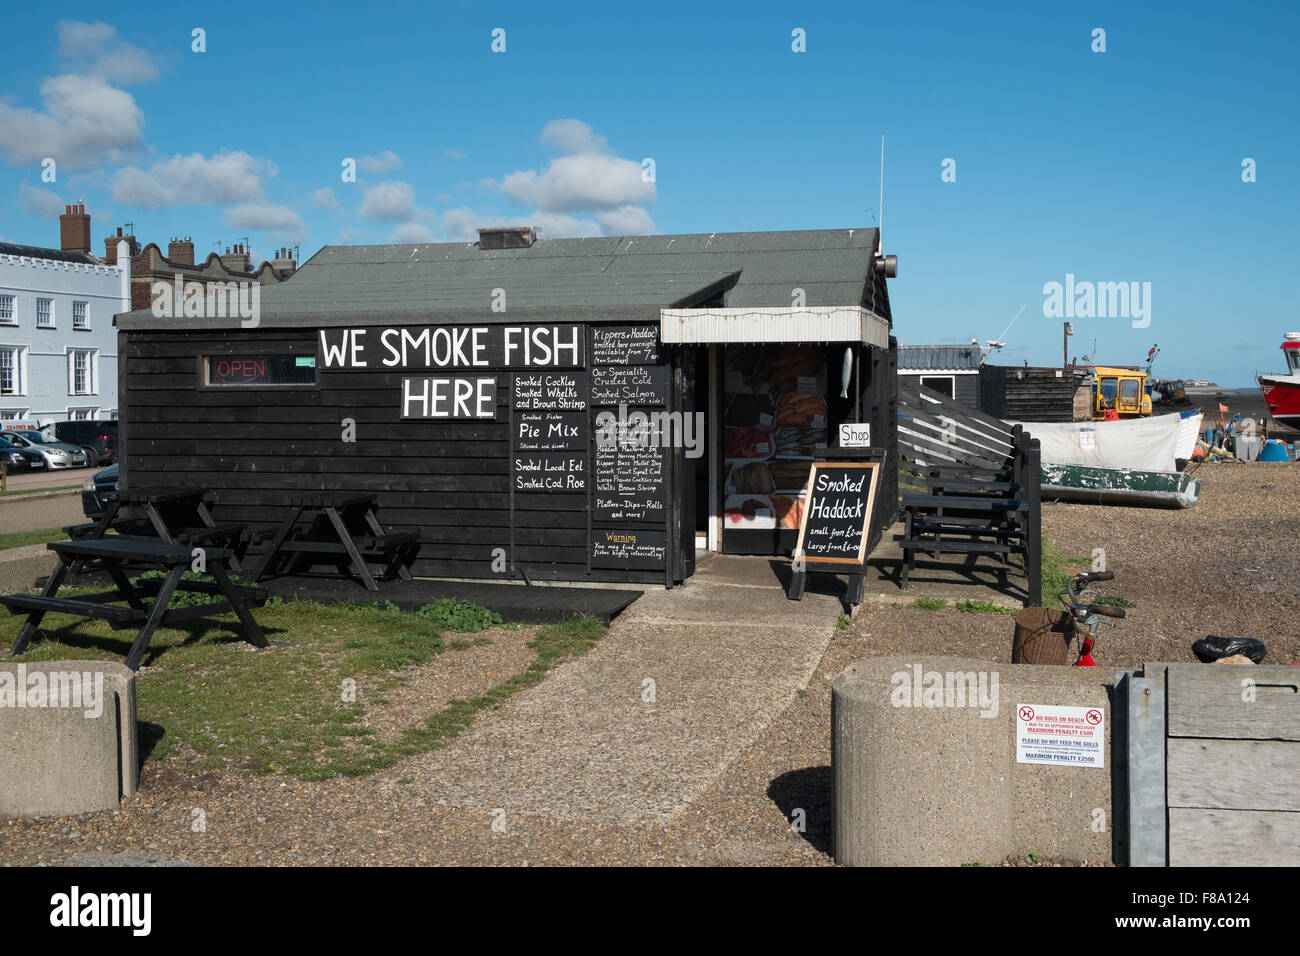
<box><xmin>116</xmin><ymin>227</ymin><xmax>889</xmax><ymax>329</ymax></box>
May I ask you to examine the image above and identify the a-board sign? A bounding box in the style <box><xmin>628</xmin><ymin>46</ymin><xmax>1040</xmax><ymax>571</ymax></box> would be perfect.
<box><xmin>792</xmin><ymin>461</ymin><xmax>880</xmax><ymax>566</ymax></box>
<box><xmin>838</xmin><ymin>422</ymin><xmax>871</xmax><ymax>448</ymax></box>
<box><xmin>589</xmin><ymin>527</ymin><xmax>667</xmax><ymax>569</ymax></box>
<box><xmin>590</xmin><ymin>325</ymin><xmax>661</xmax><ymax>365</ymax></box>
<box><xmin>1015</xmin><ymin>704</ymin><xmax>1106</xmax><ymax>768</ymax></box>
<box><xmin>590</xmin><ymin>365</ymin><xmax>669</xmax><ymax>406</ymax></box>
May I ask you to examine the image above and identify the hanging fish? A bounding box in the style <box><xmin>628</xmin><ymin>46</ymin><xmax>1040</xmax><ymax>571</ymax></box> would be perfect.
<box><xmin>840</xmin><ymin>346</ymin><xmax>853</xmax><ymax>399</ymax></box>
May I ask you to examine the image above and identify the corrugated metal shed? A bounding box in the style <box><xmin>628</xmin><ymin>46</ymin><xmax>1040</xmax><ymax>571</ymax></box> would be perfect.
<box><xmin>117</xmin><ymin>227</ymin><xmax>888</xmax><ymax>329</ymax></box>
<box><xmin>897</xmin><ymin>344</ymin><xmax>984</xmax><ymax>372</ymax></box>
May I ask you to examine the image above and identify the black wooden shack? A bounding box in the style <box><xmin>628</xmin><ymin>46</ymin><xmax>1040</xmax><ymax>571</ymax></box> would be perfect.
<box><xmin>978</xmin><ymin>365</ymin><xmax>1083</xmax><ymax>422</ymax></box>
<box><xmin>897</xmin><ymin>344</ymin><xmax>982</xmax><ymax>409</ymax></box>
<box><xmin>114</xmin><ymin>227</ymin><xmax>898</xmax><ymax>587</ymax></box>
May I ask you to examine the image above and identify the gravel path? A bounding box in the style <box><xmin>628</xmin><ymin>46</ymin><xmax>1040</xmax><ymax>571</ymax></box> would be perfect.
<box><xmin>2</xmin><ymin>462</ymin><xmax>1293</xmax><ymax>865</ymax></box>
<box><xmin>375</xmin><ymin>561</ymin><xmax>840</xmax><ymax>825</ymax></box>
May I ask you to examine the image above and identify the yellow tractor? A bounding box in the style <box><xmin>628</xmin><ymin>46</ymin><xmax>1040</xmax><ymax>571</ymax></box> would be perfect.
<box><xmin>1092</xmin><ymin>366</ymin><xmax>1152</xmax><ymax>419</ymax></box>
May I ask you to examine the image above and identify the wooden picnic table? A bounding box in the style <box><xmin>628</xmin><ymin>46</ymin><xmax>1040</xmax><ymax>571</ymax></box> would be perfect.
<box><xmin>70</xmin><ymin>485</ymin><xmax>248</xmax><ymax>572</ymax></box>
<box><xmin>251</xmin><ymin>492</ymin><xmax>417</xmax><ymax>592</ymax></box>
<box><xmin>2</xmin><ymin>537</ymin><xmax>268</xmax><ymax>671</ymax></box>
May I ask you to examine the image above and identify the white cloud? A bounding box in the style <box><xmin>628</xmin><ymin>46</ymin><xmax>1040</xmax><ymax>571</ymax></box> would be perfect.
<box><xmin>0</xmin><ymin>74</ymin><xmax>145</xmax><ymax>169</ymax></box>
<box><xmin>112</xmin><ymin>151</ymin><xmax>272</xmax><ymax>209</ymax></box>
<box><xmin>310</xmin><ymin>187</ymin><xmax>339</xmax><ymax>210</ymax></box>
<box><xmin>594</xmin><ymin>204</ymin><xmax>656</xmax><ymax>235</ymax></box>
<box><xmin>390</xmin><ymin>223</ymin><xmax>434</xmax><ymax>243</ymax></box>
<box><xmin>359</xmin><ymin>180</ymin><xmax>420</xmax><ymax>221</ymax></box>
<box><xmin>18</xmin><ymin>182</ymin><xmax>66</xmax><ymax>218</ymax></box>
<box><xmin>540</xmin><ymin>119</ymin><xmax>607</xmax><ymax>155</ymax></box>
<box><xmin>57</xmin><ymin>20</ymin><xmax>159</xmax><ymax>85</ymax></box>
<box><xmin>358</xmin><ymin>150</ymin><xmax>402</xmax><ymax>173</ymax></box>
<box><xmin>502</xmin><ymin>154</ymin><xmax>653</xmax><ymax>212</ymax></box>
<box><xmin>225</xmin><ymin>202</ymin><xmax>308</xmax><ymax>243</ymax></box>
<box><xmin>443</xmin><ymin>148</ymin><xmax>466</xmax><ymax>160</ymax></box>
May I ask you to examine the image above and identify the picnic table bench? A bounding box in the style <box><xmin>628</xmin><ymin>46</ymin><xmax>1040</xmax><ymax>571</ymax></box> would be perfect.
<box><xmin>251</xmin><ymin>493</ymin><xmax>417</xmax><ymax>592</ymax></box>
<box><xmin>3</xmin><ymin>537</ymin><xmax>268</xmax><ymax>671</ymax></box>
<box><xmin>66</xmin><ymin>486</ymin><xmax>249</xmax><ymax>573</ymax></box>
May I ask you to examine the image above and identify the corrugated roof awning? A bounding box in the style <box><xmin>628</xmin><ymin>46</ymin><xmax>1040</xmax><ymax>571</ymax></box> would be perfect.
<box><xmin>660</xmin><ymin>306</ymin><xmax>890</xmax><ymax>347</ymax></box>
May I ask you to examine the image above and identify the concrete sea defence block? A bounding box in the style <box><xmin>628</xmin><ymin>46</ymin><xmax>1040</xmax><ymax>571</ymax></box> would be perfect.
<box><xmin>833</xmin><ymin>655</ymin><xmax>1113</xmax><ymax>866</ymax></box>
<box><xmin>0</xmin><ymin>661</ymin><xmax>138</xmax><ymax>817</ymax></box>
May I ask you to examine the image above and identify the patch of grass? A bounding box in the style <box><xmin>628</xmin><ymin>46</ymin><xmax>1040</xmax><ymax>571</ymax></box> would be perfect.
<box><xmin>1039</xmin><ymin>535</ymin><xmax>1074</xmax><ymax>604</ymax></box>
<box><xmin>961</xmin><ymin>861</ymin><xmax>984</xmax><ymax>867</ymax></box>
<box><xmin>1093</xmin><ymin>594</ymin><xmax>1136</xmax><ymax>609</ymax></box>
<box><xmin>0</xmin><ymin>526</ymin><xmax>67</xmax><ymax>550</ymax></box>
<box><xmin>955</xmin><ymin>600</ymin><xmax>1017</xmax><ymax>616</ymax></box>
<box><xmin>388</xmin><ymin>612</ymin><xmax>605</xmax><ymax>762</ymax></box>
<box><xmin>415</xmin><ymin>598</ymin><xmax>503</xmax><ymax>633</ymax></box>
<box><xmin>911</xmin><ymin>597</ymin><xmax>948</xmax><ymax>611</ymax></box>
<box><xmin>0</xmin><ymin>598</ymin><xmax>606</xmax><ymax>782</ymax></box>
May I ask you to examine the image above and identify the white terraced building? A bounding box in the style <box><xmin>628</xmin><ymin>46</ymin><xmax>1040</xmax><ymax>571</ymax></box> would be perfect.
<box><xmin>0</xmin><ymin>204</ymin><xmax>129</xmax><ymax>424</ymax></box>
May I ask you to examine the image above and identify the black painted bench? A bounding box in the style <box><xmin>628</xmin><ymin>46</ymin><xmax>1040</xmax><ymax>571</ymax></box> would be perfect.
<box><xmin>3</xmin><ymin>538</ymin><xmax>268</xmax><ymax>671</ymax></box>
<box><xmin>896</xmin><ymin>385</ymin><xmax>1042</xmax><ymax>605</ymax></box>
<box><xmin>251</xmin><ymin>493</ymin><xmax>418</xmax><ymax>592</ymax></box>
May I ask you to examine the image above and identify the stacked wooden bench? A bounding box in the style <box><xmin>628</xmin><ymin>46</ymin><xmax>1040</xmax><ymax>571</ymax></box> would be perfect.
<box><xmin>896</xmin><ymin>385</ymin><xmax>1042</xmax><ymax>606</ymax></box>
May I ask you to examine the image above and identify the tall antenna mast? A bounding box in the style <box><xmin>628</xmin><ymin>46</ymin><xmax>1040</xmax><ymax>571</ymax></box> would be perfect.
<box><xmin>878</xmin><ymin>134</ymin><xmax>885</xmax><ymax>250</ymax></box>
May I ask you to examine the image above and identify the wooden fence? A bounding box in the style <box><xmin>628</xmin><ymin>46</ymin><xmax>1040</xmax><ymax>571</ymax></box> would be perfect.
<box><xmin>1119</xmin><ymin>662</ymin><xmax>1300</xmax><ymax>866</ymax></box>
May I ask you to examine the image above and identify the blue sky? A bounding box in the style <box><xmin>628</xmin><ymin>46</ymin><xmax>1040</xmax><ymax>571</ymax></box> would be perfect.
<box><xmin>0</xmin><ymin>1</ymin><xmax>1295</xmax><ymax>385</ymax></box>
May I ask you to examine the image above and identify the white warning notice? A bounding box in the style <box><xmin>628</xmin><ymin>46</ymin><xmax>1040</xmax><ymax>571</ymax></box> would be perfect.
<box><xmin>1015</xmin><ymin>704</ymin><xmax>1105</xmax><ymax>768</ymax></box>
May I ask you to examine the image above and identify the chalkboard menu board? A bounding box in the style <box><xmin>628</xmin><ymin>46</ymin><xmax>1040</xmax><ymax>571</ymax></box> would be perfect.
<box><xmin>793</xmin><ymin>462</ymin><xmax>880</xmax><ymax>565</ymax></box>
<box><xmin>514</xmin><ymin>410</ymin><xmax>585</xmax><ymax>451</ymax></box>
<box><xmin>513</xmin><ymin>371</ymin><xmax>588</xmax><ymax>411</ymax></box>
<box><xmin>591</xmin><ymin>325</ymin><xmax>660</xmax><ymax>365</ymax></box>
<box><xmin>511</xmin><ymin>373</ymin><xmax>590</xmax><ymax>495</ymax></box>
<box><xmin>590</xmin><ymin>365</ymin><xmax>668</xmax><ymax>406</ymax></box>
<box><xmin>513</xmin><ymin>453</ymin><xmax>587</xmax><ymax>493</ymax></box>
<box><xmin>590</xmin><ymin>528</ymin><xmax>667</xmax><ymax>569</ymax></box>
<box><xmin>594</xmin><ymin>432</ymin><xmax>667</xmax><ymax>521</ymax></box>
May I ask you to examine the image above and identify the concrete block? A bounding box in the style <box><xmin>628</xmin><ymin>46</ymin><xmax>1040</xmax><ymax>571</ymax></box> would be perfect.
<box><xmin>833</xmin><ymin>655</ymin><xmax>1113</xmax><ymax>866</ymax></box>
<box><xmin>0</xmin><ymin>661</ymin><xmax>138</xmax><ymax>817</ymax></box>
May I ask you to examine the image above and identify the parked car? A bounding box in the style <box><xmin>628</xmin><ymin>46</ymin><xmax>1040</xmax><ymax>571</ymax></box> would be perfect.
<box><xmin>41</xmin><ymin>419</ymin><xmax>118</xmax><ymax>466</ymax></box>
<box><xmin>82</xmin><ymin>463</ymin><xmax>118</xmax><ymax>519</ymax></box>
<box><xmin>0</xmin><ymin>436</ymin><xmax>48</xmax><ymax>473</ymax></box>
<box><xmin>0</xmin><ymin>430</ymin><xmax>88</xmax><ymax>469</ymax></box>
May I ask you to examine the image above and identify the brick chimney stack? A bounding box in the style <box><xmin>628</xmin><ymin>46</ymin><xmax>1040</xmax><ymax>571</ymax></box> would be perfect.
<box><xmin>102</xmin><ymin>226</ymin><xmax>137</xmax><ymax>265</ymax></box>
<box><xmin>60</xmin><ymin>203</ymin><xmax>91</xmax><ymax>253</ymax></box>
<box><xmin>219</xmin><ymin>243</ymin><xmax>250</xmax><ymax>274</ymax></box>
<box><xmin>168</xmin><ymin>236</ymin><xmax>195</xmax><ymax>265</ymax></box>
<box><xmin>271</xmin><ymin>246</ymin><xmax>297</xmax><ymax>276</ymax></box>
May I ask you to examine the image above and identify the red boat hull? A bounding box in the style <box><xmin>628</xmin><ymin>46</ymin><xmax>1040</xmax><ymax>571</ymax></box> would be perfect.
<box><xmin>1259</xmin><ymin>374</ymin><xmax>1300</xmax><ymax>428</ymax></box>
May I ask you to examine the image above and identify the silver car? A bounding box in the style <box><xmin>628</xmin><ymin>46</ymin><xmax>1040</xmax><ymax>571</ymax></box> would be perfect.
<box><xmin>0</xmin><ymin>430</ymin><xmax>88</xmax><ymax>469</ymax></box>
